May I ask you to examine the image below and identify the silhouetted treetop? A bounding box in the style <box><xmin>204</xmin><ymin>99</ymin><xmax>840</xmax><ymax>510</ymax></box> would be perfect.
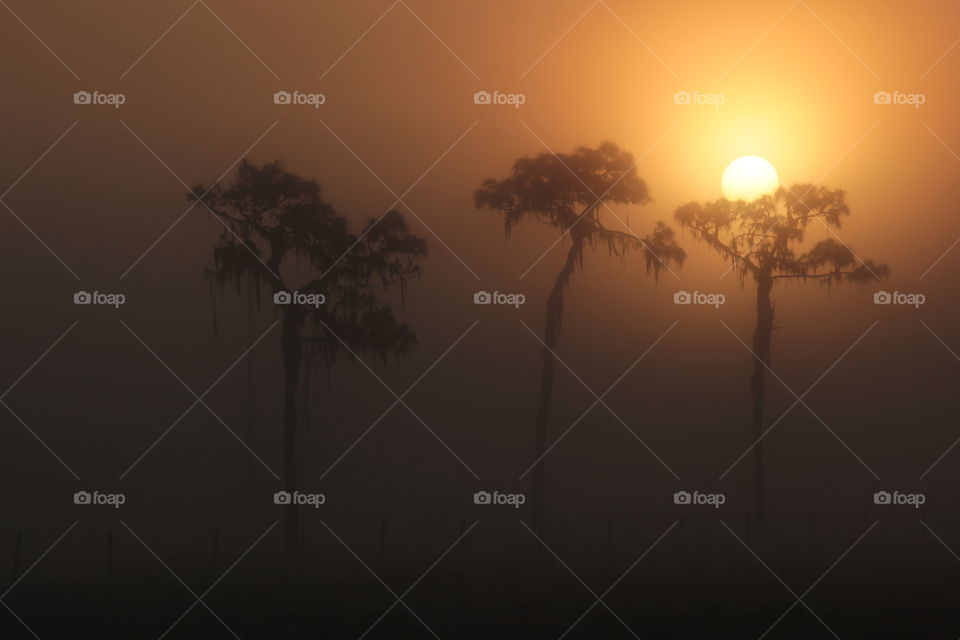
<box><xmin>475</xmin><ymin>141</ymin><xmax>683</xmax><ymax>279</ymax></box>
<box><xmin>675</xmin><ymin>184</ymin><xmax>887</xmax><ymax>284</ymax></box>
<box><xmin>475</xmin><ymin>141</ymin><xmax>648</xmax><ymax>229</ymax></box>
<box><xmin>191</xmin><ymin>159</ymin><xmax>427</xmax><ymax>366</ymax></box>
<box><xmin>473</xmin><ymin>140</ymin><xmax>685</xmax><ymax>535</ymax></box>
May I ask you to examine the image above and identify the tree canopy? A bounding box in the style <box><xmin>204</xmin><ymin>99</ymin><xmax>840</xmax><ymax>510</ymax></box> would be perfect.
<box><xmin>475</xmin><ymin>141</ymin><xmax>685</xmax><ymax>278</ymax></box>
<box><xmin>192</xmin><ymin>159</ymin><xmax>428</xmax><ymax>365</ymax></box>
<box><xmin>675</xmin><ymin>184</ymin><xmax>888</xmax><ymax>284</ymax></box>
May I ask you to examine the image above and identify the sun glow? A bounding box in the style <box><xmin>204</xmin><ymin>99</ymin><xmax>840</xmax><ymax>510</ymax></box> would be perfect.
<box><xmin>721</xmin><ymin>156</ymin><xmax>780</xmax><ymax>201</ymax></box>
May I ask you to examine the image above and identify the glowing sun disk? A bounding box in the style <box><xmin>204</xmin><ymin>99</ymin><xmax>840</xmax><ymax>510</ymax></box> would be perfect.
<box><xmin>722</xmin><ymin>156</ymin><xmax>780</xmax><ymax>201</ymax></box>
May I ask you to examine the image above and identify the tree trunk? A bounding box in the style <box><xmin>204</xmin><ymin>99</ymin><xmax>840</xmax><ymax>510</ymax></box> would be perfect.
<box><xmin>532</xmin><ymin>238</ymin><xmax>583</xmax><ymax>535</ymax></box>
<box><xmin>281</xmin><ymin>309</ymin><xmax>302</xmax><ymax>560</ymax></box>
<box><xmin>750</xmin><ymin>271</ymin><xmax>774</xmax><ymax>526</ymax></box>
<box><xmin>244</xmin><ymin>278</ymin><xmax>257</xmax><ymax>492</ymax></box>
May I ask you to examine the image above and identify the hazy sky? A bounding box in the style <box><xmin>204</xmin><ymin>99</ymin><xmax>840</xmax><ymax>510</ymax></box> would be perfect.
<box><xmin>3</xmin><ymin>0</ymin><xmax>960</xmax><ymax>573</ymax></box>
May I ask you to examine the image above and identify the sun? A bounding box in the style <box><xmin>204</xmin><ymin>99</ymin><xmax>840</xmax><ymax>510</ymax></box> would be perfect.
<box><xmin>721</xmin><ymin>156</ymin><xmax>780</xmax><ymax>201</ymax></box>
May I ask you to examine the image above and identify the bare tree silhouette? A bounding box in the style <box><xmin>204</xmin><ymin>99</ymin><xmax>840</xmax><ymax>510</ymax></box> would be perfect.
<box><xmin>475</xmin><ymin>142</ymin><xmax>685</xmax><ymax>534</ymax></box>
<box><xmin>675</xmin><ymin>184</ymin><xmax>888</xmax><ymax>522</ymax></box>
<box><xmin>192</xmin><ymin>160</ymin><xmax>427</xmax><ymax>558</ymax></box>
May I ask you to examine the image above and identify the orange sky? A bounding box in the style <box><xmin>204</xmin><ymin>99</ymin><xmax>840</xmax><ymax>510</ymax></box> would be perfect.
<box><xmin>4</xmin><ymin>0</ymin><xmax>960</xmax><ymax>567</ymax></box>
<box><xmin>0</xmin><ymin>1</ymin><xmax>955</xmax><ymax>354</ymax></box>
